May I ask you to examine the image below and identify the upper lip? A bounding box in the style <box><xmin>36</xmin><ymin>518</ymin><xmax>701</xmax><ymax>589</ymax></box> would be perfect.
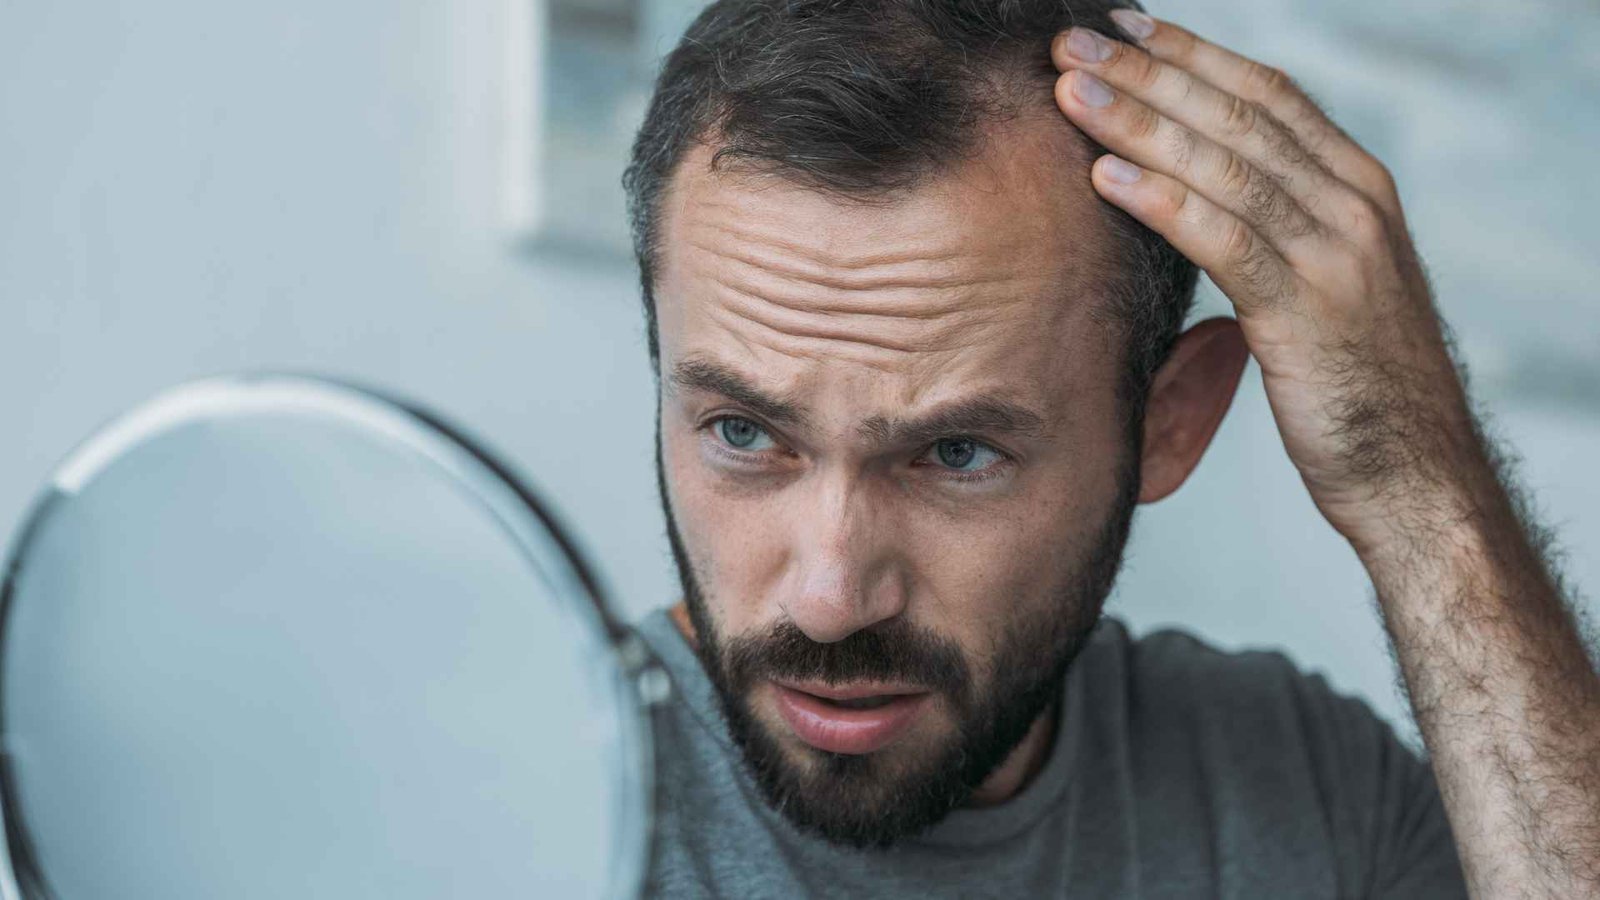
<box><xmin>771</xmin><ymin>679</ymin><xmax>929</xmax><ymax>701</ymax></box>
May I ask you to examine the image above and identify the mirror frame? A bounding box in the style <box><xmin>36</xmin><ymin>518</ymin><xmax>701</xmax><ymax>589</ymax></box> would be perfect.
<box><xmin>0</xmin><ymin>372</ymin><xmax>664</xmax><ymax>900</ymax></box>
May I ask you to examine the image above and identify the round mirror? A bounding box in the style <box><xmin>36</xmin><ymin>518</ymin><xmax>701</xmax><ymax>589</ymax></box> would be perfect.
<box><xmin>0</xmin><ymin>374</ymin><xmax>659</xmax><ymax>899</ymax></box>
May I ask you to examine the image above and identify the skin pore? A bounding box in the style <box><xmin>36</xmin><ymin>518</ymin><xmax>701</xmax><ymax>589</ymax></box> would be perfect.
<box><xmin>652</xmin><ymin>112</ymin><xmax>1249</xmax><ymax>844</ymax></box>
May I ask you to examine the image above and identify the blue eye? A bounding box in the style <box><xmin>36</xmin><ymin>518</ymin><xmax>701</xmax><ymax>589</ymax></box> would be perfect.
<box><xmin>927</xmin><ymin>437</ymin><xmax>1002</xmax><ymax>473</ymax></box>
<box><xmin>715</xmin><ymin>416</ymin><xmax>774</xmax><ymax>451</ymax></box>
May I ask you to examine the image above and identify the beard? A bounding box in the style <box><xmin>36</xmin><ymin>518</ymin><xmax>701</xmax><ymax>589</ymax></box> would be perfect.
<box><xmin>654</xmin><ymin>429</ymin><xmax>1141</xmax><ymax>850</ymax></box>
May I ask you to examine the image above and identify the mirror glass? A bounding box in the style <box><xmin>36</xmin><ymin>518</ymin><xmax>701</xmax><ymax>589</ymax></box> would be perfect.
<box><xmin>0</xmin><ymin>375</ymin><xmax>654</xmax><ymax>900</ymax></box>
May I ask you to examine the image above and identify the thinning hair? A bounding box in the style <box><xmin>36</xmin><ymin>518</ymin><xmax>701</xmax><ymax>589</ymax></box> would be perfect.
<box><xmin>622</xmin><ymin>0</ymin><xmax>1199</xmax><ymax>428</ymax></box>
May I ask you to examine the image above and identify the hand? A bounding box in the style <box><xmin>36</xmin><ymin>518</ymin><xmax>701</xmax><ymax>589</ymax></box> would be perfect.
<box><xmin>1051</xmin><ymin>12</ymin><xmax>1482</xmax><ymax>552</ymax></box>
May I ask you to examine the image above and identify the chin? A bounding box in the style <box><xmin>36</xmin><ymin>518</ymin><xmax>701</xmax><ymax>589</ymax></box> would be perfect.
<box><xmin>729</xmin><ymin>687</ymin><xmax>980</xmax><ymax>849</ymax></box>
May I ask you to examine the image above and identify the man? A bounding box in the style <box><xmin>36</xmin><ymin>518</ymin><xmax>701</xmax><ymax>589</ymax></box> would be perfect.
<box><xmin>619</xmin><ymin>0</ymin><xmax>1600</xmax><ymax>896</ymax></box>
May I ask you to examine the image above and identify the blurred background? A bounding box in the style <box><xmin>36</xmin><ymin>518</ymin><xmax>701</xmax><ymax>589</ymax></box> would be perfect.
<box><xmin>2</xmin><ymin>0</ymin><xmax>1596</xmax><ymax>750</ymax></box>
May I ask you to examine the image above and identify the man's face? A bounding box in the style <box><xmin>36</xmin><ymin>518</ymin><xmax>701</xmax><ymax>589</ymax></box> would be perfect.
<box><xmin>653</xmin><ymin>117</ymin><xmax>1141</xmax><ymax>848</ymax></box>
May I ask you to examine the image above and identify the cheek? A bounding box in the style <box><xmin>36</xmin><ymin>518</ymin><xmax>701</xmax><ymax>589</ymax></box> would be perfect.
<box><xmin>903</xmin><ymin>474</ymin><xmax>1109</xmax><ymax>652</ymax></box>
<box><xmin>660</xmin><ymin>425</ymin><xmax>788</xmax><ymax>629</ymax></box>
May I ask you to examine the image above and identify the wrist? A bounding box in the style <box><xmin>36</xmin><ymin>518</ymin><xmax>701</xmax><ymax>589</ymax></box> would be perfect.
<box><xmin>1316</xmin><ymin>410</ymin><xmax>1497</xmax><ymax>562</ymax></box>
<box><xmin>1339</xmin><ymin>467</ymin><xmax>1508</xmax><ymax>583</ymax></box>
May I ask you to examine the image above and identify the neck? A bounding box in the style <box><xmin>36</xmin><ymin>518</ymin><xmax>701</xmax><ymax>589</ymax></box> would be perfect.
<box><xmin>965</xmin><ymin>695</ymin><xmax>1059</xmax><ymax>806</ymax></box>
<box><xmin>667</xmin><ymin>600</ymin><xmax>1060</xmax><ymax>808</ymax></box>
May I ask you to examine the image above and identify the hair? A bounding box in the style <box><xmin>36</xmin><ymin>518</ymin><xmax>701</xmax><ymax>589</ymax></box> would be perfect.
<box><xmin>622</xmin><ymin>0</ymin><xmax>1200</xmax><ymax>430</ymax></box>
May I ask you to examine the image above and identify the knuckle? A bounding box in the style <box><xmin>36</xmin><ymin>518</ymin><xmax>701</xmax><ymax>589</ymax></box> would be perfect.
<box><xmin>1130</xmin><ymin>54</ymin><xmax>1161</xmax><ymax>91</ymax></box>
<box><xmin>1290</xmin><ymin>113</ymin><xmax>1337</xmax><ymax>157</ymax></box>
<box><xmin>1219</xmin><ymin>152</ymin><xmax>1253</xmax><ymax>199</ymax></box>
<box><xmin>1268</xmin><ymin>134</ymin><xmax>1308</xmax><ymax>172</ymax></box>
<box><xmin>1261</xmin><ymin>110</ymin><xmax>1311</xmax><ymax>168</ymax></box>
<box><xmin>1343</xmin><ymin>194</ymin><xmax>1391</xmax><ymax>247</ymax></box>
<box><xmin>1244</xmin><ymin>61</ymin><xmax>1291</xmax><ymax>98</ymax></box>
<box><xmin>1236</xmin><ymin>240</ymin><xmax>1293</xmax><ymax>304</ymax></box>
<box><xmin>1286</xmin><ymin>206</ymin><xmax>1323</xmax><ymax>241</ymax></box>
<box><xmin>1221</xmin><ymin>94</ymin><xmax>1259</xmax><ymax>137</ymax></box>
<box><xmin>1221</xmin><ymin>218</ymin><xmax>1256</xmax><ymax>265</ymax></box>
<box><xmin>1158</xmin><ymin>182</ymin><xmax>1193</xmax><ymax>225</ymax></box>
<box><xmin>1357</xmin><ymin>153</ymin><xmax>1399</xmax><ymax>198</ymax></box>
<box><xmin>1172</xmin><ymin>183</ymin><xmax>1209</xmax><ymax>229</ymax></box>
<box><xmin>1160</xmin><ymin>24</ymin><xmax>1198</xmax><ymax>62</ymax></box>
<box><xmin>1130</xmin><ymin>105</ymin><xmax>1162</xmax><ymax>142</ymax></box>
<box><xmin>1165</xmin><ymin>125</ymin><xmax>1199</xmax><ymax>176</ymax></box>
<box><xmin>1296</xmin><ymin>187</ymin><xmax>1328</xmax><ymax>226</ymax></box>
<box><xmin>1242</xmin><ymin>169</ymin><xmax>1285</xmax><ymax>225</ymax></box>
<box><xmin>1230</xmin><ymin>163</ymin><xmax>1322</xmax><ymax>244</ymax></box>
<box><xmin>1176</xmin><ymin>73</ymin><xmax>1196</xmax><ymax>106</ymax></box>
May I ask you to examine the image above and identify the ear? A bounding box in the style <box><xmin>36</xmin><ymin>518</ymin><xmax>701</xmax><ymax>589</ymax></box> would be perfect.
<box><xmin>1137</xmin><ymin>317</ymin><xmax>1250</xmax><ymax>504</ymax></box>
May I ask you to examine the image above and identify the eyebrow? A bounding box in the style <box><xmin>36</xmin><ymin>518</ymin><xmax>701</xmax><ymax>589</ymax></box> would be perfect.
<box><xmin>669</xmin><ymin>356</ymin><xmax>813</xmax><ymax>429</ymax></box>
<box><xmin>670</xmin><ymin>355</ymin><xmax>1050</xmax><ymax>448</ymax></box>
<box><xmin>857</xmin><ymin>398</ymin><xmax>1048</xmax><ymax>448</ymax></box>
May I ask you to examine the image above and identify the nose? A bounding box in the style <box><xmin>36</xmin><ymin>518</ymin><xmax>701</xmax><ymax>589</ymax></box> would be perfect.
<box><xmin>778</xmin><ymin>472</ymin><xmax>909</xmax><ymax>644</ymax></box>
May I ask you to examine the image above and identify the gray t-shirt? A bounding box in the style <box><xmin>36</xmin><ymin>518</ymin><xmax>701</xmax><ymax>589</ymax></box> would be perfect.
<box><xmin>631</xmin><ymin>608</ymin><xmax>1469</xmax><ymax>898</ymax></box>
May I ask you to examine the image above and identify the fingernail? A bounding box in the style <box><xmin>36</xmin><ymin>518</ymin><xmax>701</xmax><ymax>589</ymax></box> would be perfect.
<box><xmin>1073</xmin><ymin>71</ymin><xmax>1114</xmax><ymax>108</ymax></box>
<box><xmin>1102</xmin><ymin>156</ymin><xmax>1143</xmax><ymax>185</ymax></box>
<box><xmin>1110</xmin><ymin>9</ymin><xmax>1156</xmax><ymax>40</ymax></box>
<box><xmin>1065</xmin><ymin>27</ymin><xmax>1113</xmax><ymax>63</ymax></box>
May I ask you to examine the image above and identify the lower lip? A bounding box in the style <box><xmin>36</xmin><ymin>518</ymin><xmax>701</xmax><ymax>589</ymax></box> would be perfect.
<box><xmin>771</xmin><ymin>684</ymin><xmax>931</xmax><ymax>755</ymax></box>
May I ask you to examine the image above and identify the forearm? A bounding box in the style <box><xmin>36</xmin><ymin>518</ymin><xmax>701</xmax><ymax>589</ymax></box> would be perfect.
<box><xmin>1358</xmin><ymin>441</ymin><xmax>1600</xmax><ymax>898</ymax></box>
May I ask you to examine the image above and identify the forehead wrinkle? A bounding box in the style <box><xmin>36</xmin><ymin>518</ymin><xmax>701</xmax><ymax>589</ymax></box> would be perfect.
<box><xmin>658</xmin><ymin>122</ymin><xmax>1122</xmax><ymax>415</ymax></box>
<box><xmin>711</xmin><ymin>325</ymin><xmax>973</xmax><ymax>378</ymax></box>
<box><xmin>695</xmin><ymin>240</ymin><xmax>1041</xmax><ymax>324</ymax></box>
<box><xmin>681</xmin><ymin>232</ymin><xmax>1040</xmax><ymax>347</ymax></box>
<box><xmin>703</xmin><ymin>276</ymin><xmax>1007</xmax><ymax>358</ymax></box>
<box><xmin>682</xmin><ymin>193</ymin><xmax>976</xmax><ymax>268</ymax></box>
<box><xmin>684</xmin><ymin>216</ymin><xmax>994</xmax><ymax>297</ymax></box>
<box><xmin>663</xmin><ymin>140</ymin><xmax>1111</xmax><ymax>358</ymax></box>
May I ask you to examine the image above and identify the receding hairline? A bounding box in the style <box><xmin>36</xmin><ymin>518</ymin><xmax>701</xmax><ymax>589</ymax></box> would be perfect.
<box><xmin>660</xmin><ymin>88</ymin><xmax>1104</xmax><ymax>213</ymax></box>
<box><xmin>647</xmin><ymin>106</ymin><xmax>1124</xmax><ymax>325</ymax></box>
<box><xmin>622</xmin><ymin>0</ymin><xmax>1199</xmax><ymax>416</ymax></box>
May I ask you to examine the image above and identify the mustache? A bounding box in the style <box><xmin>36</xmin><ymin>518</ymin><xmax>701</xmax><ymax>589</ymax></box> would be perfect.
<box><xmin>721</xmin><ymin>616</ymin><xmax>972</xmax><ymax>707</ymax></box>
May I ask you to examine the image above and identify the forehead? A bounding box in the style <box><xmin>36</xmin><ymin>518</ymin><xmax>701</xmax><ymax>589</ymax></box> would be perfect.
<box><xmin>653</xmin><ymin>114</ymin><xmax>1122</xmax><ymax>423</ymax></box>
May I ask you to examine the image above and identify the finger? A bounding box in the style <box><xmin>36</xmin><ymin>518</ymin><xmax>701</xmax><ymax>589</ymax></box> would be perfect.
<box><xmin>1088</xmin><ymin>153</ymin><xmax>1305</xmax><ymax>314</ymax></box>
<box><xmin>1051</xmin><ymin>26</ymin><xmax>1363</xmax><ymax>233</ymax></box>
<box><xmin>1128</xmin><ymin>15</ymin><xmax>1400</xmax><ymax>215</ymax></box>
<box><xmin>1055</xmin><ymin>69</ymin><xmax>1326</xmax><ymax>260</ymax></box>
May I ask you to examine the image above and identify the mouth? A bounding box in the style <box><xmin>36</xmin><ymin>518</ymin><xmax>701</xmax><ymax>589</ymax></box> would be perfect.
<box><xmin>769</xmin><ymin>680</ymin><xmax>932</xmax><ymax>755</ymax></box>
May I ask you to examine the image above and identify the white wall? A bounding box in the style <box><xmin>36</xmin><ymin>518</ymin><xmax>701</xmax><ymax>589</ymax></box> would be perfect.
<box><xmin>0</xmin><ymin>0</ymin><xmax>671</xmax><ymax>620</ymax></box>
<box><xmin>3</xmin><ymin>0</ymin><xmax>1596</xmax><ymax>750</ymax></box>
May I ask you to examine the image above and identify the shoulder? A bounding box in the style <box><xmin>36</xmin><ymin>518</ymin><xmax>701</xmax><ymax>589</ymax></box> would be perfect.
<box><xmin>1081</xmin><ymin>618</ymin><xmax>1464</xmax><ymax>896</ymax></box>
<box><xmin>1128</xmin><ymin>621</ymin><xmax>1341</xmax><ymax>696</ymax></box>
<box><xmin>1095</xmin><ymin>616</ymin><xmax>1398</xmax><ymax>751</ymax></box>
<box><xmin>1082</xmin><ymin>618</ymin><xmax>1418</xmax><ymax>830</ymax></box>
